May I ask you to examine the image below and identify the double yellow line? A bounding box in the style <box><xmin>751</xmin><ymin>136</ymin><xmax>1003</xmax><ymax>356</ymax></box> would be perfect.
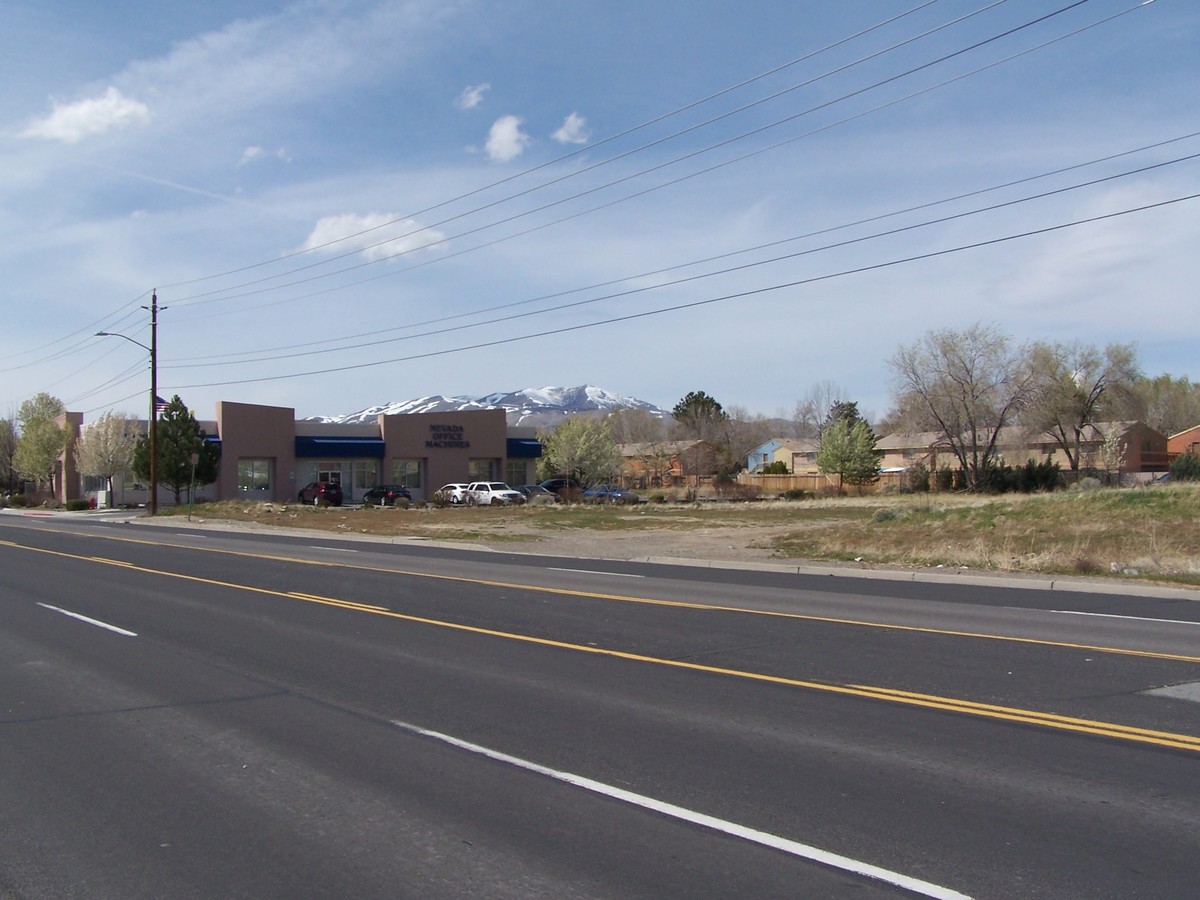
<box><xmin>5</xmin><ymin>534</ymin><xmax>1200</xmax><ymax>753</ymax></box>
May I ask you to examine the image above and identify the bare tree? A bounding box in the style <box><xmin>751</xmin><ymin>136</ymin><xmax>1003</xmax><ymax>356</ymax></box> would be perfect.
<box><xmin>717</xmin><ymin>406</ymin><xmax>772</xmax><ymax>476</ymax></box>
<box><xmin>1024</xmin><ymin>341</ymin><xmax>1142</xmax><ymax>472</ymax></box>
<box><xmin>74</xmin><ymin>411</ymin><xmax>139</xmax><ymax>494</ymax></box>
<box><xmin>1135</xmin><ymin>374</ymin><xmax>1200</xmax><ymax>437</ymax></box>
<box><xmin>792</xmin><ymin>380</ymin><xmax>847</xmax><ymax>439</ymax></box>
<box><xmin>606</xmin><ymin>407</ymin><xmax>666</xmax><ymax>444</ymax></box>
<box><xmin>890</xmin><ymin>324</ymin><xmax>1036</xmax><ymax>492</ymax></box>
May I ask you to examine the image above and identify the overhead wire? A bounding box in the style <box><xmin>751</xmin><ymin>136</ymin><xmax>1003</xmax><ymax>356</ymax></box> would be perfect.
<box><xmin>155</xmin><ymin>0</ymin><xmax>944</xmax><ymax>290</ymax></box>
<box><xmin>166</xmin><ymin>0</ymin><xmax>1159</xmax><ymax>361</ymax></box>
<box><xmin>166</xmin><ymin>190</ymin><xmax>1200</xmax><ymax>390</ymax></box>
<box><xmin>166</xmin><ymin>0</ymin><xmax>1028</xmax><ymax>307</ymax></box>
<box><xmin>161</xmin><ymin>148</ymin><xmax>1200</xmax><ymax>370</ymax></box>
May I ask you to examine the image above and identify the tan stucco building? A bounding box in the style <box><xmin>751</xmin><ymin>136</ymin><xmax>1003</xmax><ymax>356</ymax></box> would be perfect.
<box><xmin>66</xmin><ymin>401</ymin><xmax>542</xmax><ymax>506</ymax></box>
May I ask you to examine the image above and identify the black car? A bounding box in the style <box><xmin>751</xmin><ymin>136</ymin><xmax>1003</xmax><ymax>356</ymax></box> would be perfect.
<box><xmin>361</xmin><ymin>484</ymin><xmax>412</xmax><ymax>507</ymax></box>
<box><xmin>298</xmin><ymin>481</ymin><xmax>343</xmax><ymax>506</ymax></box>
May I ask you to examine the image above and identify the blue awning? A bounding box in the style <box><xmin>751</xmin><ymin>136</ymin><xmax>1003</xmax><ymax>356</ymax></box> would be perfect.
<box><xmin>507</xmin><ymin>438</ymin><xmax>543</xmax><ymax>459</ymax></box>
<box><xmin>295</xmin><ymin>436</ymin><xmax>386</xmax><ymax>458</ymax></box>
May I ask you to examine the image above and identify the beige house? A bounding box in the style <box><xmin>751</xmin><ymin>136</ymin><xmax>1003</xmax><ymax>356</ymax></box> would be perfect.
<box><xmin>877</xmin><ymin>421</ymin><xmax>1169</xmax><ymax>476</ymax></box>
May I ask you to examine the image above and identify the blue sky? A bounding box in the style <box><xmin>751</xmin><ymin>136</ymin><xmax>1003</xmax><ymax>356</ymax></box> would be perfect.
<box><xmin>3</xmin><ymin>0</ymin><xmax>1198</xmax><ymax>425</ymax></box>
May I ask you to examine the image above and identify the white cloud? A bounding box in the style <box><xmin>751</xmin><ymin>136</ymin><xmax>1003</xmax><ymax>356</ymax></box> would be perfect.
<box><xmin>455</xmin><ymin>83</ymin><xmax>490</xmax><ymax>110</ymax></box>
<box><xmin>238</xmin><ymin>145</ymin><xmax>291</xmax><ymax>167</ymax></box>
<box><xmin>20</xmin><ymin>86</ymin><xmax>150</xmax><ymax>143</ymax></box>
<box><xmin>298</xmin><ymin>212</ymin><xmax>446</xmax><ymax>262</ymax></box>
<box><xmin>484</xmin><ymin>114</ymin><xmax>530</xmax><ymax>162</ymax></box>
<box><xmin>552</xmin><ymin>112</ymin><xmax>589</xmax><ymax>145</ymax></box>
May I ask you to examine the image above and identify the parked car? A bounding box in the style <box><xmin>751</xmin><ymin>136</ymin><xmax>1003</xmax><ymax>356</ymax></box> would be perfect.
<box><xmin>361</xmin><ymin>484</ymin><xmax>412</xmax><ymax>507</ymax></box>
<box><xmin>298</xmin><ymin>481</ymin><xmax>343</xmax><ymax>506</ymax></box>
<box><xmin>515</xmin><ymin>484</ymin><xmax>560</xmax><ymax>505</ymax></box>
<box><xmin>434</xmin><ymin>483</ymin><xmax>471</xmax><ymax>504</ymax></box>
<box><xmin>466</xmin><ymin>481</ymin><xmax>526</xmax><ymax>506</ymax></box>
<box><xmin>582</xmin><ymin>483</ymin><xmax>640</xmax><ymax>504</ymax></box>
<box><xmin>539</xmin><ymin>476</ymin><xmax>582</xmax><ymax>501</ymax></box>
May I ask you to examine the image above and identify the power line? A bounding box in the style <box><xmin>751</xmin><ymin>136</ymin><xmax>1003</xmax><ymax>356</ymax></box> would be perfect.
<box><xmin>166</xmin><ymin>0</ymin><xmax>1028</xmax><ymax>307</ymax></box>
<box><xmin>163</xmin><ymin>147</ymin><xmax>1200</xmax><ymax>370</ymax></box>
<box><xmin>166</xmin><ymin>0</ymin><xmax>1165</xmax><ymax>363</ymax></box>
<box><xmin>155</xmin><ymin>1</ymin><xmax>944</xmax><ymax>291</ymax></box>
<box><xmin>167</xmin><ymin>190</ymin><xmax>1200</xmax><ymax>390</ymax></box>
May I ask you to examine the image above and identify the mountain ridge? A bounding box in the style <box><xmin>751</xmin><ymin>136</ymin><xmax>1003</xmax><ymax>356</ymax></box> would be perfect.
<box><xmin>309</xmin><ymin>385</ymin><xmax>667</xmax><ymax>428</ymax></box>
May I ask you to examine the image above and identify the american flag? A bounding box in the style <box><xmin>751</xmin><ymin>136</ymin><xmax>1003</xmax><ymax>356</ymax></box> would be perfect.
<box><xmin>154</xmin><ymin>396</ymin><xmax>170</xmax><ymax>414</ymax></box>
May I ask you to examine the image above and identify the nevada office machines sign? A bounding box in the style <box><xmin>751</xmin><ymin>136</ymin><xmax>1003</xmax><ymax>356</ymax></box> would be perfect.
<box><xmin>426</xmin><ymin>424</ymin><xmax>469</xmax><ymax>449</ymax></box>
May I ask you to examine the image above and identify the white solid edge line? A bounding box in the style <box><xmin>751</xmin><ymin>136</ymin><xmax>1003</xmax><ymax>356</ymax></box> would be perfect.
<box><xmin>393</xmin><ymin>719</ymin><xmax>973</xmax><ymax>900</ymax></box>
<box><xmin>1048</xmin><ymin>609</ymin><xmax>1200</xmax><ymax>626</ymax></box>
<box><xmin>547</xmin><ymin>567</ymin><xmax>644</xmax><ymax>578</ymax></box>
<box><xmin>37</xmin><ymin>603</ymin><xmax>137</xmax><ymax>637</ymax></box>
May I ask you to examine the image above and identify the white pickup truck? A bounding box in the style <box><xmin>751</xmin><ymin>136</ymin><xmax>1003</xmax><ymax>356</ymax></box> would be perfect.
<box><xmin>465</xmin><ymin>481</ymin><xmax>526</xmax><ymax>506</ymax></box>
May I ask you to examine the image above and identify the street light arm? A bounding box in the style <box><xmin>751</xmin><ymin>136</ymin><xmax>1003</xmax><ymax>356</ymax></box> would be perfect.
<box><xmin>95</xmin><ymin>331</ymin><xmax>151</xmax><ymax>353</ymax></box>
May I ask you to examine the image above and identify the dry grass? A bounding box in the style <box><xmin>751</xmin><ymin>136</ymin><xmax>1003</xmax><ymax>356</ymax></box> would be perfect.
<box><xmin>161</xmin><ymin>484</ymin><xmax>1200</xmax><ymax>585</ymax></box>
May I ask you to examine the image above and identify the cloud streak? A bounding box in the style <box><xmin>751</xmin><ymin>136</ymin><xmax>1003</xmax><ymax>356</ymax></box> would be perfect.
<box><xmin>20</xmin><ymin>87</ymin><xmax>150</xmax><ymax>143</ymax></box>
<box><xmin>298</xmin><ymin>213</ymin><xmax>447</xmax><ymax>262</ymax></box>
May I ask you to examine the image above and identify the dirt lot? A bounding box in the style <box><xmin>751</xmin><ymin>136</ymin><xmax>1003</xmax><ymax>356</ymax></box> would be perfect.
<box><xmin>142</xmin><ymin>486</ymin><xmax>1200</xmax><ymax>591</ymax></box>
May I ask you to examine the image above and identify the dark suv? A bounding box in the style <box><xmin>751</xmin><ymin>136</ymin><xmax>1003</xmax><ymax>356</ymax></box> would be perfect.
<box><xmin>361</xmin><ymin>484</ymin><xmax>412</xmax><ymax>507</ymax></box>
<box><xmin>298</xmin><ymin>481</ymin><xmax>343</xmax><ymax>506</ymax></box>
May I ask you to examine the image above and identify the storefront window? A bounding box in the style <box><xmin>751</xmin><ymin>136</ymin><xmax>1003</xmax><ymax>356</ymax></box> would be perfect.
<box><xmin>468</xmin><ymin>459</ymin><xmax>497</xmax><ymax>481</ymax></box>
<box><xmin>353</xmin><ymin>462</ymin><xmax>376</xmax><ymax>494</ymax></box>
<box><xmin>391</xmin><ymin>458</ymin><xmax>423</xmax><ymax>489</ymax></box>
<box><xmin>238</xmin><ymin>459</ymin><xmax>271</xmax><ymax>492</ymax></box>
<box><xmin>505</xmin><ymin>461</ymin><xmax>527</xmax><ymax>486</ymax></box>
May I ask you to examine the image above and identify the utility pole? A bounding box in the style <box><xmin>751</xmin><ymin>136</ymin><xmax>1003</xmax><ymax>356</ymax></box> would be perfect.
<box><xmin>96</xmin><ymin>290</ymin><xmax>164</xmax><ymax>515</ymax></box>
<box><xmin>148</xmin><ymin>291</ymin><xmax>160</xmax><ymax>515</ymax></box>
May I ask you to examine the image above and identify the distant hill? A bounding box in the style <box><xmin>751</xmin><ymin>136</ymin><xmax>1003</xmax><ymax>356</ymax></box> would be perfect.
<box><xmin>310</xmin><ymin>385</ymin><xmax>668</xmax><ymax>428</ymax></box>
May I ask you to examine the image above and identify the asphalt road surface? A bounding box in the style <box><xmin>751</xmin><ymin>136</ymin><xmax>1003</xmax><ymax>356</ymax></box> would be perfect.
<box><xmin>2</xmin><ymin>514</ymin><xmax>1198</xmax><ymax>898</ymax></box>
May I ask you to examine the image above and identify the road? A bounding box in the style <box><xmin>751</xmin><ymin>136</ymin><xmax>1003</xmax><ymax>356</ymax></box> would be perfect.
<box><xmin>2</xmin><ymin>514</ymin><xmax>1198</xmax><ymax>898</ymax></box>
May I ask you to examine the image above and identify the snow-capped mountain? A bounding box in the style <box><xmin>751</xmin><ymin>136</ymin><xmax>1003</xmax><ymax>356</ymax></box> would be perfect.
<box><xmin>311</xmin><ymin>385</ymin><xmax>666</xmax><ymax>427</ymax></box>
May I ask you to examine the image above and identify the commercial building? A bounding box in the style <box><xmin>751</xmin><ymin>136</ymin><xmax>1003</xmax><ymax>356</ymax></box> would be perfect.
<box><xmin>64</xmin><ymin>401</ymin><xmax>542</xmax><ymax>506</ymax></box>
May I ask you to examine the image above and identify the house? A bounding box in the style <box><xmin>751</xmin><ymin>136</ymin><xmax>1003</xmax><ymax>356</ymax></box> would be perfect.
<box><xmin>876</xmin><ymin>421</ymin><xmax>1168</xmax><ymax>476</ymax></box>
<box><xmin>619</xmin><ymin>440</ymin><xmax>720</xmax><ymax>487</ymax></box>
<box><xmin>745</xmin><ymin>437</ymin><xmax>820</xmax><ymax>474</ymax></box>
<box><xmin>1168</xmin><ymin>425</ymin><xmax>1200</xmax><ymax>459</ymax></box>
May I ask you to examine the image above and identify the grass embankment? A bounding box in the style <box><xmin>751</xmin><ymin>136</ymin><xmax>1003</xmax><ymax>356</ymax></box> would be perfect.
<box><xmin>161</xmin><ymin>484</ymin><xmax>1200</xmax><ymax>586</ymax></box>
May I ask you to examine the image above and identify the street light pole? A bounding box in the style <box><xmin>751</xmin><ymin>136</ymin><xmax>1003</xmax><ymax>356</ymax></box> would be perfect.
<box><xmin>95</xmin><ymin>290</ymin><xmax>164</xmax><ymax>516</ymax></box>
<box><xmin>148</xmin><ymin>291</ymin><xmax>159</xmax><ymax>516</ymax></box>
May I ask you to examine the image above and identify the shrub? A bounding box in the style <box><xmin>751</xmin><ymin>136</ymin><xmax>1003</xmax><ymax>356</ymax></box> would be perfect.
<box><xmin>65</xmin><ymin>499</ymin><xmax>91</xmax><ymax>511</ymax></box>
<box><xmin>1170</xmin><ymin>449</ymin><xmax>1200</xmax><ymax>482</ymax></box>
<box><xmin>906</xmin><ymin>461</ymin><xmax>930</xmax><ymax>493</ymax></box>
<box><xmin>935</xmin><ymin>468</ymin><xmax>955</xmax><ymax>492</ymax></box>
<box><xmin>760</xmin><ymin>461</ymin><xmax>790</xmax><ymax>475</ymax></box>
<box><xmin>7</xmin><ymin>494</ymin><xmax>30</xmax><ymax>508</ymax></box>
<box><xmin>782</xmin><ymin>488</ymin><xmax>808</xmax><ymax>500</ymax></box>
